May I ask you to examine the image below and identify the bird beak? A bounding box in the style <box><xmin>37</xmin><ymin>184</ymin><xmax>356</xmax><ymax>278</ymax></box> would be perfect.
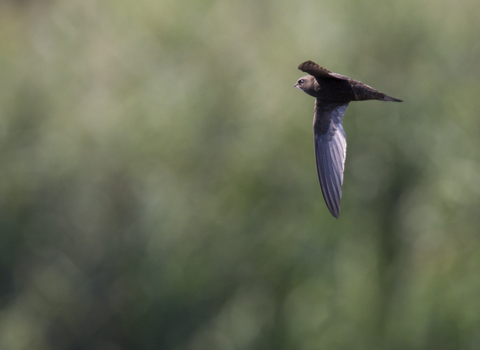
<box><xmin>294</xmin><ymin>83</ymin><xmax>298</xmax><ymax>88</ymax></box>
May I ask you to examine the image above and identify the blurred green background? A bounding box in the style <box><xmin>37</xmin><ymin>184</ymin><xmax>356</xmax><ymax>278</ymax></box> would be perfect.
<box><xmin>1</xmin><ymin>0</ymin><xmax>480</xmax><ymax>349</ymax></box>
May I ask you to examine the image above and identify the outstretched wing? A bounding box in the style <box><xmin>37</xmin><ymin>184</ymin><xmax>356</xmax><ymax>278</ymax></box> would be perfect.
<box><xmin>298</xmin><ymin>61</ymin><xmax>347</xmax><ymax>81</ymax></box>
<box><xmin>314</xmin><ymin>101</ymin><xmax>349</xmax><ymax>218</ymax></box>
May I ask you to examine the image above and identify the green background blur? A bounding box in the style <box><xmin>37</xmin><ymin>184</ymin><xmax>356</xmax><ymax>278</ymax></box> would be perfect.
<box><xmin>1</xmin><ymin>0</ymin><xmax>480</xmax><ymax>349</ymax></box>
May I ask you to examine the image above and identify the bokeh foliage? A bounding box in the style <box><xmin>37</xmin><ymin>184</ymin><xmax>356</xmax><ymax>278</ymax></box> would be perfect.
<box><xmin>1</xmin><ymin>0</ymin><xmax>480</xmax><ymax>349</ymax></box>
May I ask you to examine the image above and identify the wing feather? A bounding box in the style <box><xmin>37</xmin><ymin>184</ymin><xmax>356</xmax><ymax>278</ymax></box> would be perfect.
<box><xmin>298</xmin><ymin>61</ymin><xmax>347</xmax><ymax>81</ymax></box>
<box><xmin>313</xmin><ymin>101</ymin><xmax>349</xmax><ymax>218</ymax></box>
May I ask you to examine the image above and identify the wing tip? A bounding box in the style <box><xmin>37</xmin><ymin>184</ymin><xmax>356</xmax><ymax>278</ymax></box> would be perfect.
<box><xmin>298</xmin><ymin>60</ymin><xmax>332</xmax><ymax>74</ymax></box>
<box><xmin>327</xmin><ymin>202</ymin><xmax>341</xmax><ymax>219</ymax></box>
<box><xmin>382</xmin><ymin>95</ymin><xmax>403</xmax><ymax>102</ymax></box>
<box><xmin>298</xmin><ymin>60</ymin><xmax>313</xmax><ymax>71</ymax></box>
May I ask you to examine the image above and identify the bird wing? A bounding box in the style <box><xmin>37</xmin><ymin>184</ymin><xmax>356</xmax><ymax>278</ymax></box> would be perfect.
<box><xmin>298</xmin><ymin>61</ymin><xmax>347</xmax><ymax>81</ymax></box>
<box><xmin>313</xmin><ymin>100</ymin><xmax>349</xmax><ymax>218</ymax></box>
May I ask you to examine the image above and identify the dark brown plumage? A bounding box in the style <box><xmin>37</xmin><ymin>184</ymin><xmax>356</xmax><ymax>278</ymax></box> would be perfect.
<box><xmin>294</xmin><ymin>60</ymin><xmax>402</xmax><ymax>218</ymax></box>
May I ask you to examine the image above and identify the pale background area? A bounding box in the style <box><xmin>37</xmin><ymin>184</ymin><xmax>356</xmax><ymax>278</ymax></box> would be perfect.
<box><xmin>1</xmin><ymin>0</ymin><xmax>480</xmax><ymax>349</ymax></box>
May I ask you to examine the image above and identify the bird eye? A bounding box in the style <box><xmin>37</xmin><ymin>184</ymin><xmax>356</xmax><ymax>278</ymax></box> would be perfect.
<box><xmin>299</xmin><ymin>79</ymin><xmax>305</xmax><ymax>84</ymax></box>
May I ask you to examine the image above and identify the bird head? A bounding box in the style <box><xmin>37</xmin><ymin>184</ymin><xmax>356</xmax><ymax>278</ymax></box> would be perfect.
<box><xmin>294</xmin><ymin>75</ymin><xmax>317</xmax><ymax>97</ymax></box>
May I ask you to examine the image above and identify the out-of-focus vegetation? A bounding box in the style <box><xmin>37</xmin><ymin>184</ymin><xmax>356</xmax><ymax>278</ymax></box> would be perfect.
<box><xmin>1</xmin><ymin>0</ymin><xmax>480</xmax><ymax>348</ymax></box>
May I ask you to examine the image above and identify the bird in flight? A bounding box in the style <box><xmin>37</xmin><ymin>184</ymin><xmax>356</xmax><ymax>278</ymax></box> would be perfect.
<box><xmin>294</xmin><ymin>60</ymin><xmax>402</xmax><ymax>218</ymax></box>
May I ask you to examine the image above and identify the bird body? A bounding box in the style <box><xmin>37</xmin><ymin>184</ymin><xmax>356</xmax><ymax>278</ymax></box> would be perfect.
<box><xmin>294</xmin><ymin>60</ymin><xmax>402</xmax><ymax>218</ymax></box>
